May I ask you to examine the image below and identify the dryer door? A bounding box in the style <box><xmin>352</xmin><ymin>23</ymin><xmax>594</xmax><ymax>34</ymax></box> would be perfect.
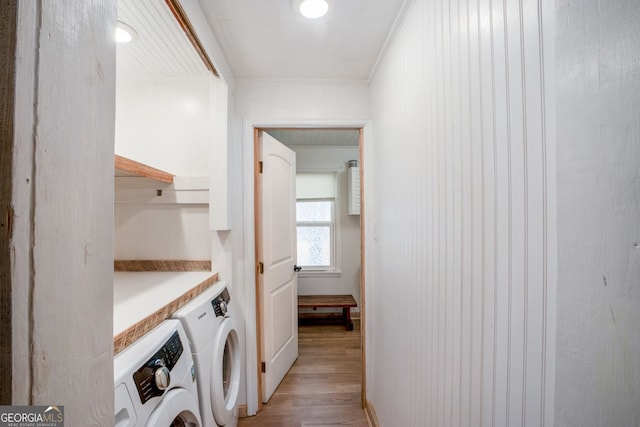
<box><xmin>210</xmin><ymin>317</ymin><xmax>241</xmax><ymax>426</ymax></box>
<box><xmin>146</xmin><ymin>388</ymin><xmax>201</xmax><ymax>427</ymax></box>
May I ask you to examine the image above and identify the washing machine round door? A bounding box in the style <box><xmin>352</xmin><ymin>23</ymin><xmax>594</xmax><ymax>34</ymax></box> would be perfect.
<box><xmin>146</xmin><ymin>388</ymin><xmax>201</xmax><ymax>427</ymax></box>
<box><xmin>211</xmin><ymin>317</ymin><xmax>241</xmax><ymax>426</ymax></box>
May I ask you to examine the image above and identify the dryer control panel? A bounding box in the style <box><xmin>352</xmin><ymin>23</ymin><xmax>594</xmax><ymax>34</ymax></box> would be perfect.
<box><xmin>132</xmin><ymin>331</ymin><xmax>183</xmax><ymax>404</ymax></box>
<box><xmin>212</xmin><ymin>288</ymin><xmax>231</xmax><ymax>317</ymax></box>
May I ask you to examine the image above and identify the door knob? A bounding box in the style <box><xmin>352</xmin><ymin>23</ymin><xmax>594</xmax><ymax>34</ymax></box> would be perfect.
<box><xmin>294</xmin><ymin>265</ymin><xmax>302</xmax><ymax>272</ymax></box>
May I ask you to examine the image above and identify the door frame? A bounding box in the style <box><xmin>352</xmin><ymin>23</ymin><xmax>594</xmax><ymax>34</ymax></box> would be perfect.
<box><xmin>242</xmin><ymin>119</ymin><xmax>371</xmax><ymax>415</ymax></box>
<box><xmin>0</xmin><ymin>0</ymin><xmax>17</xmax><ymax>404</ymax></box>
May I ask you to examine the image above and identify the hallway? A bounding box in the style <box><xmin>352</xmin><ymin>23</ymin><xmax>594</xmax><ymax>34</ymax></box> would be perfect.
<box><xmin>239</xmin><ymin>320</ymin><xmax>368</xmax><ymax>427</ymax></box>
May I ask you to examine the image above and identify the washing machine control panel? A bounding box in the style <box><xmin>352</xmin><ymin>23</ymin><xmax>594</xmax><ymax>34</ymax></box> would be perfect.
<box><xmin>132</xmin><ymin>330</ymin><xmax>184</xmax><ymax>404</ymax></box>
<box><xmin>212</xmin><ymin>288</ymin><xmax>231</xmax><ymax>317</ymax></box>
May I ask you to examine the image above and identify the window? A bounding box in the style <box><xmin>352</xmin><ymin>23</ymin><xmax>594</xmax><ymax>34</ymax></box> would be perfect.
<box><xmin>295</xmin><ymin>173</ymin><xmax>339</xmax><ymax>273</ymax></box>
<box><xmin>296</xmin><ymin>200</ymin><xmax>334</xmax><ymax>268</ymax></box>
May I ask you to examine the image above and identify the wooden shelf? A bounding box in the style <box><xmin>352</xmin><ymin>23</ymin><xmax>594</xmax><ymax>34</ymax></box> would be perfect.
<box><xmin>114</xmin><ymin>154</ymin><xmax>174</xmax><ymax>184</ymax></box>
<box><xmin>113</xmin><ymin>271</ymin><xmax>218</xmax><ymax>354</ymax></box>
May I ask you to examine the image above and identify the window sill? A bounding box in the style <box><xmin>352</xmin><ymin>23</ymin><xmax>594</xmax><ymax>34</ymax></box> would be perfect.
<box><xmin>298</xmin><ymin>270</ymin><xmax>342</xmax><ymax>278</ymax></box>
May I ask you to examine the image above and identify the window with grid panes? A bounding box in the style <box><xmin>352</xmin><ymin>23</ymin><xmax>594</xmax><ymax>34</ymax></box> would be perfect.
<box><xmin>296</xmin><ymin>173</ymin><xmax>337</xmax><ymax>270</ymax></box>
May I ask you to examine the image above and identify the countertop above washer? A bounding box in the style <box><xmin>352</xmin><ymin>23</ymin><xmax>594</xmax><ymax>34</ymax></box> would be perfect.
<box><xmin>114</xmin><ymin>271</ymin><xmax>218</xmax><ymax>354</ymax></box>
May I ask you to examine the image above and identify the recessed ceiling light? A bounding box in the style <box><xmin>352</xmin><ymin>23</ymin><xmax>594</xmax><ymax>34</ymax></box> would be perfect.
<box><xmin>299</xmin><ymin>0</ymin><xmax>328</xmax><ymax>19</ymax></box>
<box><xmin>115</xmin><ymin>21</ymin><xmax>138</xmax><ymax>44</ymax></box>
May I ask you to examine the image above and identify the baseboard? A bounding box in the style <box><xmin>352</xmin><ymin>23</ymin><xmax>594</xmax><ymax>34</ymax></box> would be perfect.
<box><xmin>365</xmin><ymin>400</ymin><xmax>380</xmax><ymax>427</ymax></box>
<box><xmin>237</xmin><ymin>404</ymin><xmax>248</xmax><ymax>418</ymax></box>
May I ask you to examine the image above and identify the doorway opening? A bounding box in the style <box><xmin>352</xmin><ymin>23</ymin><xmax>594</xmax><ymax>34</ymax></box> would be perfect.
<box><xmin>251</xmin><ymin>127</ymin><xmax>367</xmax><ymax>413</ymax></box>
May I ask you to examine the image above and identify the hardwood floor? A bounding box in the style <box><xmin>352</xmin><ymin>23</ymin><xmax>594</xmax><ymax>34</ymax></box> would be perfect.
<box><xmin>239</xmin><ymin>320</ymin><xmax>369</xmax><ymax>427</ymax></box>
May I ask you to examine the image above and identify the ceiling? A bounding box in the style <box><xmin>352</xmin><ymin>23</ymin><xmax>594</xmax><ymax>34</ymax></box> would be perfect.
<box><xmin>116</xmin><ymin>1</ymin><xmax>385</xmax><ymax>146</ymax></box>
<box><xmin>266</xmin><ymin>128</ymin><xmax>359</xmax><ymax>147</ymax></box>
<box><xmin>117</xmin><ymin>0</ymin><xmax>210</xmax><ymax>78</ymax></box>
<box><xmin>197</xmin><ymin>0</ymin><xmax>408</xmax><ymax>80</ymax></box>
<box><xmin>117</xmin><ymin>0</ymin><xmax>408</xmax><ymax>81</ymax></box>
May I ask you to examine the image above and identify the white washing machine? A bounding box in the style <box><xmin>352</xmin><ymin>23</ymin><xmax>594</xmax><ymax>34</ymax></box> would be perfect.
<box><xmin>172</xmin><ymin>282</ymin><xmax>241</xmax><ymax>427</ymax></box>
<box><xmin>114</xmin><ymin>319</ymin><xmax>202</xmax><ymax>427</ymax></box>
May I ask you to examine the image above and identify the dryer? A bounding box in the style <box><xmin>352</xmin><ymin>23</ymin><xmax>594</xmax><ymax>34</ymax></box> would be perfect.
<box><xmin>114</xmin><ymin>319</ymin><xmax>202</xmax><ymax>427</ymax></box>
<box><xmin>172</xmin><ymin>282</ymin><xmax>241</xmax><ymax>427</ymax></box>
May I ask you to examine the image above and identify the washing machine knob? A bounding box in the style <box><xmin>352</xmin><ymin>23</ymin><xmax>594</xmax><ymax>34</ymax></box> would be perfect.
<box><xmin>218</xmin><ymin>300</ymin><xmax>228</xmax><ymax>316</ymax></box>
<box><xmin>153</xmin><ymin>361</ymin><xmax>171</xmax><ymax>390</ymax></box>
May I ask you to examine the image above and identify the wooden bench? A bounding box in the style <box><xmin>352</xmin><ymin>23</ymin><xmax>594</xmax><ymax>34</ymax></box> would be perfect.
<box><xmin>297</xmin><ymin>295</ymin><xmax>357</xmax><ymax>330</ymax></box>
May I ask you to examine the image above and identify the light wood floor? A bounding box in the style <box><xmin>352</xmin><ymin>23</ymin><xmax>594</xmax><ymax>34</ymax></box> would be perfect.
<box><xmin>239</xmin><ymin>320</ymin><xmax>369</xmax><ymax>427</ymax></box>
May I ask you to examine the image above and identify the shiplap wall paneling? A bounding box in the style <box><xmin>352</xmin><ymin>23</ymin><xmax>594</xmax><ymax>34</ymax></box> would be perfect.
<box><xmin>367</xmin><ymin>0</ymin><xmax>554</xmax><ymax>426</ymax></box>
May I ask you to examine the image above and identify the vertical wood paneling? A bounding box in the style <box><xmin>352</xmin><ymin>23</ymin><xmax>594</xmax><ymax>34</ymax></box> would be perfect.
<box><xmin>426</xmin><ymin>2</ymin><xmax>439</xmax><ymax>424</ymax></box>
<box><xmin>468</xmin><ymin>1</ymin><xmax>484</xmax><ymax>424</ymax></box>
<box><xmin>368</xmin><ymin>0</ymin><xmax>554</xmax><ymax>426</ymax></box>
<box><xmin>479</xmin><ymin>0</ymin><xmax>497</xmax><ymax>424</ymax></box>
<box><xmin>0</xmin><ymin>0</ymin><xmax>17</xmax><ymax>405</ymax></box>
<box><xmin>449</xmin><ymin>1</ymin><xmax>461</xmax><ymax>425</ymax></box>
<box><xmin>459</xmin><ymin>0</ymin><xmax>473</xmax><ymax>422</ymax></box>
<box><xmin>554</xmin><ymin>0</ymin><xmax>639</xmax><ymax>425</ymax></box>
<box><xmin>10</xmin><ymin>1</ymin><xmax>117</xmax><ymax>423</ymax></box>
<box><xmin>491</xmin><ymin>0</ymin><xmax>510</xmax><ymax>424</ymax></box>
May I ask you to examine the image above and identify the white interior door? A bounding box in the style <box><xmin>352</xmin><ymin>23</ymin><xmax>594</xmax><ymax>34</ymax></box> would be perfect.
<box><xmin>258</xmin><ymin>131</ymin><xmax>298</xmax><ymax>403</ymax></box>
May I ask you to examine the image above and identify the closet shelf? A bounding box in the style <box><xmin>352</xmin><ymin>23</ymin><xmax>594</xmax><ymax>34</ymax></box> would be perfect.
<box><xmin>115</xmin><ymin>154</ymin><xmax>174</xmax><ymax>184</ymax></box>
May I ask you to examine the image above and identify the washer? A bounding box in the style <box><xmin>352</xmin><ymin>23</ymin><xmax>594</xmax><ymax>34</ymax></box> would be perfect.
<box><xmin>172</xmin><ymin>282</ymin><xmax>241</xmax><ymax>427</ymax></box>
<box><xmin>114</xmin><ymin>319</ymin><xmax>202</xmax><ymax>427</ymax></box>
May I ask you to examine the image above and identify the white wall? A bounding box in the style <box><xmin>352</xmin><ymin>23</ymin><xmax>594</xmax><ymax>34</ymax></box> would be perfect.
<box><xmin>236</xmin><ymin>79</ymin><xmax>370</xmax><ymax>414</ymax></box>
<box><xmin>367</xmin><ymin>0</ymin><xmax>555</xmax><ymax>426</ymax></box>
<box><xmin>289</xmin><ymin>145</ymin><xmax>361</xmax><ymax>310</ymax></box>
<box><xmin>554</xmin><ymin>0</ymin><xmax>640</xmax><ymax>425</ymax></box>
<box><xmin>115</xmin><ymin>77</ymin><xmax>211</xmax><ymax>176</ymax></box>
<box><xmin>235</xmin><ymin>80</ymin><xmax>370</xmax><ymax>121</ymax></box>
<box><xmin>114</xmin><ymin>204</ymin><xmax>210</xmax><ymax>260</ymax></box>
<box><xmin>12</xmin><ymin>1</ymin><xmax>115</xmax><ymax>424</ymax></box>
<box><xmin>113</xmin><ymin>54</ymin><xmax>212</xmax><ymax>260</ymax></box>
